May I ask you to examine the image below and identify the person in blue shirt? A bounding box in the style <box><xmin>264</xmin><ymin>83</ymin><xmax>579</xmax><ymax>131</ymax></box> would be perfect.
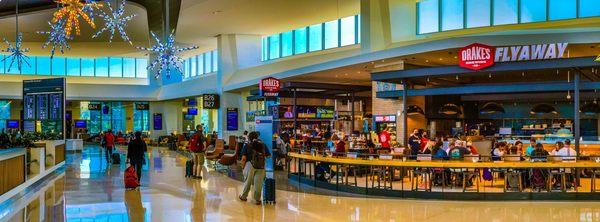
<box><xmin>432</xmin><ymin>141</ymin><xmax>449</xmax><ymax>160</ymax></box>
<box><xmin>525</xmin><ymin>138</ymin><xmax>536</xmax><ymax>156</ymax></box>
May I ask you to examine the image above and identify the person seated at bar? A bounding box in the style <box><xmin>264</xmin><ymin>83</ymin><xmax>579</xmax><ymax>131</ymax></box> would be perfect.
<box><xmin>432</xmin><ymin>141</ymin><xmax>449</xmax><ymax>160</ymax></box>
<box><xmin>466</xmin><ymin>141</ymin><xmax>479</xmax><ymax>155</ymax></box>
<box><xmin>557</xmin><ymin>139</ymin><xmax>576</xmax><ymax>158</ymax></box>
<box><xmin>333</xmin><ymin>135</ymin><xmax>346</xmax><ymax>157</ymax></box>
<box><xmin>531</xmin><ymin>143</ymin><xmax>549</xmax><ymax>160</ymax></box>
<box><xmin>514</xmin><ymin>141</ymin><xmax>524</xmax><ymax>155</ymax></box>
<box><xmin>448</xmin><ymin>140</ymin><xmax>471</xmax><ymax>159</ymax></box>
<box><xmin>420</xmin><ymin>141</ymin><xmax>435</xmax><ymax>154</ymax></box>
<box><xmin>525</xmin><ymin>138</ymin><xmax>537</xmax><ymax>157</ymax></box>
<box><xmin>530</xmin><ymin>143</ymin><xmax>549</xmax><ymax>191</ymax></box>
<box><xmin>550</xmin><ymin>141</ymin><xmax>564</xmax><ymax>156</ymax></box>
<box><xmin>491</xmin><ymin>142</ymin><xmax>507</xmax><ymax>161</ymax></box>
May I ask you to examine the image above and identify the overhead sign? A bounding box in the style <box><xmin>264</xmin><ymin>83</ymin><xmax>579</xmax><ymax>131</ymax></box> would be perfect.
<box><xmin>203</xmin><ymin>94</ymin><xmax>220</xmax><ymax>109</ymax></box>
<box><xmin>459</xmin><ymin>43</ymin><xmax>569</xmax><ymax>70</ymax></box>
<box><xmin>374</xmin><ymin>115</ymin><xmax>396</xmax><ymax>123</ymax></box>
<box><xmin>259</xmin><ymin>77</ymin><xmax>280</xmax><ymax>97</ymax></box>
<box><xmin>459</xmin><ymin>43</ymin><xmax>495</xmax><ymax>70</ymax></box>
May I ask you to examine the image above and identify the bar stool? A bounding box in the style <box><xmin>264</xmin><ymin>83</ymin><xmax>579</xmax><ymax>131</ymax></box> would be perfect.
<box><xmin>410</xmin><ymin>168</ymin><xmax>432</xmax><ymax>192</ymax></box>
<box><xmin>371</xmin><ymin>166</ymin><xmax>392</xmax><ymax>190</ymax></box>
<box><xmin>461</xmin><ymin>168</ymin><xmax>480</xmax><ymax>192</ymax></box>
<box><xmin>342</xmin><ymin>165</ymin><xmax>358</xmax><ymax>186</ymax></box>
<box><xmin>431</xmin><ymin>168</ymin><xmax>447</xmax><ymax>191</ymax></box>
<box><xmin>503</xmin><ymin>170</ymin><xmax>523</xmax><ymax>192</ymax></box>
<box><xmin>547</xmin><ymin>169</ymin><xmax>567</xmax><ymax>192</ymax></box>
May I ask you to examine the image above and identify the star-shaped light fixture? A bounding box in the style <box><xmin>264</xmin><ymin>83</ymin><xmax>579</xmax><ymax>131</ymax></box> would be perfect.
<box><xmin>2</xmin><ymin>33</ymin><xmax>30</xmax><ymax>72</ymax></box>
<box><xmin>92</xmin><ymin>0</ymin><xmax>137</xmax><ymax>44</ymax></box>
<box><xmin>52</xmin><ymin>0</ymin><xmax>101</xmax><ymax>37</ymax></box>
<box><xmin>37</xmin><ymin>20</ymin><xmax>71</xmax><ymax>58</ymax></box>
<box><xmin>136</xmin><ymin>31</ymin><xmax>198</xmax><ymax>79</ymax></box>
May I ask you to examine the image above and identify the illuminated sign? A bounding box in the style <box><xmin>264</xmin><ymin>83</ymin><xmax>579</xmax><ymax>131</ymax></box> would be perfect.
<box><xmin>459</xmin><ymin>43</ymin><xmax>495</xmax><ymax>70</ymax></box>
<box><xmin>259</xmin><ymin>77</ymin><xmax>280</xmax><ymax>97</ymax></box>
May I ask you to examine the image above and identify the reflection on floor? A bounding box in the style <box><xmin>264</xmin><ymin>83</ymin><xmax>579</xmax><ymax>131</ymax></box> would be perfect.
<box><xmin>1</xmin><ymin>145</ymin><xmax>600</xmax><ymax>222</ymax></box>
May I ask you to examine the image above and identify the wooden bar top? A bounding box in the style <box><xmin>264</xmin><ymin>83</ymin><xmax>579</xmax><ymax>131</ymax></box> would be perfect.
<box><xmin>289</xmin><ymin>153</ymin><xmax>600</xmax><ymax>168</ymax></box>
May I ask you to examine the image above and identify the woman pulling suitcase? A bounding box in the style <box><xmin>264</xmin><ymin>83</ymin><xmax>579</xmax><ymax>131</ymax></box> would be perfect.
<box><xmin>126</xmin><ymin>131</ymin><xmax>147</xmax><ymax>189</ymax></box>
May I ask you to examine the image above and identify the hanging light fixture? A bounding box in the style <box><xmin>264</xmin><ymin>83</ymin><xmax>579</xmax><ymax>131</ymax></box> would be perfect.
<box><xmin>480</xmin><ymin>102</ymin><xmax>505</xmax><ymax>114</ymax></box>
<box><xmin>530</xmin><ymin>104</ymin><xmax>558</xmax><ymax>115</ymax></box>
<box><xmin>407</xmin><ymin>105</ymin><xmax>424</xmax><ymax>116</ymax></box>
<box><xmin>581</xmin><ymin>102</ymin><xmax>600</xmax><ymax>115</ymax></box>
<box><xmin>439</xmin><ymin>103</ymin><xmax>461</xmax><ymax>115</ymax></box>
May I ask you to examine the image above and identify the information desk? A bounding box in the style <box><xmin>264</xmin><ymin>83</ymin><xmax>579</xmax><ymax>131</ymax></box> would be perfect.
<box><xmin>288</xmin><ymin>153</ymin><xmax>600</xmax><ymax>200</ymax></box>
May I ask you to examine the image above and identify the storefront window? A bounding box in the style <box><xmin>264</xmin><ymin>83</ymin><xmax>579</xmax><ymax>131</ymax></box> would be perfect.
<box><xmin>466</xmin><ymin>0</ymin><xmax>490</xmax><ymax>28</ymax></box>
<box><xmin>111</xmin><ymin>102</ymin><xmax>125</xmax><ymax>134</ymax></box>
<box><xmin>520</xmin><ymin>0</ymin><xmax>547</xmax><ymax>23</ymax></box>
<box><xmin>418</xmin><ymin>0</ymin><xmax>439</xmax><ymax>33</ymax></box>
<box><xmin>493</xmin><ymin>0</ymin><xmax>518</xmax><ymax>25</ymax></box>
<box><xmin>579</xmin><ymin>0</ymin><xmax>600</xmax><ymax>17</ymax></box>
<box><xmin>101</xmin><ymin>102</ymin><xmax>111</xmax><ymax>132</ymax></box>
<box><xmin>441</xmin><ymin>0</ymin><xmax>464</xmax><ymax>31</ymax></box>
<box><xmin>133</xmin><ymin>102</ymin><xmax>149</xmax><ymax>132</ymax></box>
<box><xmin>548</xmin><ymin>0</ymin><xmax>576</xmax><ymax>20</ymax></box>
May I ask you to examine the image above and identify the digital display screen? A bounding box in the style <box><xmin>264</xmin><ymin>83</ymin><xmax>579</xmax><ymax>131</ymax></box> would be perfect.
<box><xmin>188</xmin><ymin>98</ymin><xmax>197</xmax><ymax>106</ymax></box>
<box><xmin>375</xmin><ymin>115</ymin><xmax>396</xmax><ymax>122</ymax></box>
<box><xmin>36</xmin><ymin>94</ymin><xmax>49</xmax><ymax>120</ymax></box>
<box><xmin>102</xmin><ymin>105</ymin><xmax>110</xmax><ymax>114</ymax></box>
<box><xmin>153</xmin><ymin>113</ymin><xmax>163</xmax><ymax>130</ymax></box>
<box><xmin>227</xmin><ymin>108</ymin><xmax>238</xmax><ymax>131</ymax></box>
<box><xmin>49</xmin><ymin>93</ymin><xmax>62</xmax><ymax>120</ymax></box>
<box><xmin>23</xmin><ymin>121</ymin><xmax>35</xmax><ymax>132</ymax></box>
<box><xmin>316</xmin><ymin>107</ymin><xmax>334</xmax><ymax>119</ymax></box>
<box><xmin>135</xmin><ymin>103</ymin><xmax>149</xmax><ymax>110</ymax></box>
<box><xmin>297</xmin><ymin>106</ymin><xmax>317</xmax><ymax>119</ymax></box>
<box><xmin>187</xmin><ymin>108</ymin><xmax>198</xmax><ymax>115</ymax></box>
<box><xmin>184</xmin><ymin>114</ymin><xmax>194</xmax><ymax>120</ymax></box>
<box><xmin>75</xmin><ymin>120</ymin><xmax>87</xmax><ymax>128</ymax></box>
<box><xmin>24</xmin><ymin>95</ymin><xmax>35</xmax><ymax>120</ymax></box>
<box><xmin>6</xmin><ymin>120</ymin><xmax>19</xmax><ymax>129</ymax></box>
<box><xmin>278</xmin><ymin>106</ymin><xmax>294</xmax><ymax>119</ymax></box>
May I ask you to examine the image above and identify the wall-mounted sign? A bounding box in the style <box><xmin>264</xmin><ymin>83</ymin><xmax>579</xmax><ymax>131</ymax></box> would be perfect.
<box><xmin>374</xmin><ymin>115</ymin><xmax>396</xmax><ymax>123</ymax></box>
<box><xmin>135</xmin><ymin>103</ymin><xmax>149</xmax><ymax>110</ymax></box>
<box><xmin>88</xmin><ymin>103</ymin><xmax>101</xmax><ymax>110</ymax></box>
<box><xmin>259</xmin><ymin>77</ymin><xmax>280</xmax><ymax>97</ymax></box>
<box><xmin>203</xmin><ymin>94</ymin><xmax>220</xmax><ymax>109</ymax></box>
<box><xmin>459</xmin><ymin>43</ymin><xmax>569</xmax><ymax>70</ymax></box>
<box><xmin>227</xmin><ymin>108</ymin><xmax>238</xmax><ymax>131</ymax></box>
<box><xmin>459</xmin><ymin>43</ymin><xmax>495</xmax><ymax>70</ymax></box>
<box><xmin>153</xmin><ymin>113</ymin><xmax>163</xmax><ymax>130</ymax></box>
<box><xmin>494</xmin><ymin>43</ymin><xmax>568</xmax><ymax>62</ymax></box>
<box><xmin>23</xmin><ymin>78</ymin><xmax>65</xmax><ymax>136</ymax></box>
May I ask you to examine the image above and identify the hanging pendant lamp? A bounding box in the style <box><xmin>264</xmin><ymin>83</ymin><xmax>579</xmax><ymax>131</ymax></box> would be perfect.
<box><xmin>480</xmin><ymin>102</ymin><xmax>505</xmax><ymax>114</ymax></box>
<box><xmin>530</xmin><ymin>103</ymin><xmax>558</xmax><ymax>115</ymax></box>
<box><xmin>439</xmin><ymin>103</ymin><xmax>461</xmax><ymax>115</ymax></box>
<box><xmin>407</xmin><ymin>105</ymin><xmax>424</xmax><ymax>116</ymax></box>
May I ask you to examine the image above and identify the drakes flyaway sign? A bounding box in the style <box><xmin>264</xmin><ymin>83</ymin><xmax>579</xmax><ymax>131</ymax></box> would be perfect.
<box><xmin>459</xmin><ymin>43</ymin><xmax>569</xmax><ymax>70</ymax></box>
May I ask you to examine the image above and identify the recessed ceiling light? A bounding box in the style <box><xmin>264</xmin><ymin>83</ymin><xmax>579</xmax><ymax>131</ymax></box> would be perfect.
<box><xmin>439</xmin><ymin>58</ymin><xmax>443</xmax><ymax>61</ymax></box>
<box><xmin>425</xmin><ymin>60</ymin><xmax>429</xmax><ymax>63</ymax></box>
<box><xmin>454</xmin><ymin>56</ymin><xmax>458</xmax><ymax>59</ymax></box>
<box><xmin>212</xmin><ymin>10</ymin><xmax>222</xmax><ymax>14</ymax></box>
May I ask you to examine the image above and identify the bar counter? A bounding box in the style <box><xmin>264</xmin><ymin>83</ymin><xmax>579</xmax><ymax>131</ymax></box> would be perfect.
<box><xmin>288</xmin><ymin>153</ymin><xmax>600</xmax><ymax>168</ymax></box>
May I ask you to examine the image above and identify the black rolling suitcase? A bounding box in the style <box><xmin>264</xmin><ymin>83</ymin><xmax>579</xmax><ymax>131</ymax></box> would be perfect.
<box><xmin>111</xmin><ymin>153</ymin><xmax>121</xmax><ymax>164</ymax></box>
<box><xmin>185</xmin><ymin>160</ymin><xmax>194</xmax><ymax>177</ymax></box>
<box><xmin>263</xmin><ymin>177</ymin><xmax>276</xmax><ymax>204</ymax></box>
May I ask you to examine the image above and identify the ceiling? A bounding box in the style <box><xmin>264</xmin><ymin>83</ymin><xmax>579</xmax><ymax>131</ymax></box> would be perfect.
<box><xmin>0</xmin><ymin>0</ymin><xmax>359</xmax><ymax>58</ymax></box>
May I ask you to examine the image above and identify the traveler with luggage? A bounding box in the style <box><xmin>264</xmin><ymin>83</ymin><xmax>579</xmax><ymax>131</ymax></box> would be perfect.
<box><xmin>239</xmin><ymin>132</ymin><xmax>271</xmax><ymax>205</ymax></box>
<box><xmin>127</xmin><ymin>131</ymin><xmax>147</xmax><ymax>183</ymax></box>
<box><xmin>104</xmin><ymin>129</ymin><xmax>116</xmax><ymax>163</ymax></box>
<box><xmin>188</xmin><ymin>125</ymin><xmax>207</xmax><ymax>179</ymax></box>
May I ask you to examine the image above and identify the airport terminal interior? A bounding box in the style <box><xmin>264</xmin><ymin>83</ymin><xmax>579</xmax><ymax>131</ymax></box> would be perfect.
<box><xmin>2</xmin><ymin>0</ymin><xmax>600</xmax><ymax>221</ymax></box>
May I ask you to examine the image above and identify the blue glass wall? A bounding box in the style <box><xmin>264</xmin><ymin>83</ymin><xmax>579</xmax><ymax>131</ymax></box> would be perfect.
<box><xmin>0</xmin><ymin>55</ymin><xmax>148</xmax><ymax>78</ymax></box>
<box><xmin>418</xmin><ymin>0</ymin><xmax>600</xmax><ymax>34</ymax></box>
<box><xmin>262</xmin><ymin>15</ymin><xmax>361</xmax><ymax>61</ymax></box>
<box><xmin>182</xmin><ymin>50</ymin><xmax>219</xmax><ymax>79</ymax></box>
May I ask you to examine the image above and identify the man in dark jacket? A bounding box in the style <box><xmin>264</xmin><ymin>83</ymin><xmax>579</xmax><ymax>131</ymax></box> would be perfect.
<box><xmin>127</xmin><ymin>131</ymin><xmax>147</xmax><ymax>182</ymax></box>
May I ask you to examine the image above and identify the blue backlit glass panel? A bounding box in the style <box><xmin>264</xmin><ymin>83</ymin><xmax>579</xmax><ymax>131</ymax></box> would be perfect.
<box><xmin>579</xmin><ymin>0</ymin><xmax>600</xmax><ymax>18</ymax></box>
<box><xmin>281</xmin><ymin>31</ymin><xmax>293</xmax><ymax>57</ymax></box>
<box><xmin>268</xmin><ymin>34</ymin><xmax>280</xmax><ymax>59</ymax></box>
<box><xmin>520</xmin><ymin>0</ymin><xmax>547</xmax><ymax>23</ymax></box>
<box><xmin>204</xmin><ymin>52</ymin><xmax>212</xmax><ymax>73</ymax></box>
<box><xmin>66</xmin><ymin>58</ymin><xmax>80</xmax><ymax>76</ymax></box>
<box><xmin>493</xmin><ymin>0</ymin><xmax>518</xmax><ymax>25</ymax></box>
<box><xmin>123</xmin><ymin>58</ymin><xmax>136</xmax><ymax>78</ymax></box>
<box><xmin>294</xmin><ymin>28</ymin><xmax>308</xmax><ymax>54</ymax></box>
<box><xmin>95</xmin><ymin>57</ymin><xmax>109</xmax><ymax>77</ymax></box>
<box><xmin>37</xmin><ymin>57</ymin><xmax>51</xmax><ymax>75</ymax></box>
<box><xmin>549</xmin><ymin>0</ymin><xmax>576</xmax><ymax>20</ymax></box>
<box><xmin>324</xmin><ymin>20</ymin><xmax>339</xmax><ymax>49</ymax></box>
<box><xmin>418</xmin><ymin>0</ymin><xmax>440</xmax><ymax>33</ymax></box>
<box><xmin>21</xmin><ymin>57</ymin><xmax>36</xmax><ymax>75</ymax></box>
<box><xmin>51</xmin><ymin>57</ymin><xmax>66</xmax><ymax>76</ymax></box>
<box><xmin>441</xmin><ymin>0</ymin><xmax>464</xmax><ymax>31</ymax></box>
<box><xmin>211</xmin><ymin>51</ymin><xmax>218</xmax><ymax>72</ymax></box>
<box><xmin>81</xmin><ymin>58</ymin><xmax>94</xmax><ymax>76</ymax></box>
<box><xmin>109</xmin><ymin>57</ymin><xmax>122</xmax><ymax>77</ymax></box>
<box><xmin>136</xmin><ymin>59</ymin><xmax>147</xmax><ymax>78</ymax></box>
<box><xmin>340</xmin><ymin>16</ymin><xmax>356</xmax><ymax>46</ymax></box>
<box><xmin>466</xmin><ymin>0</ymin><xmax>491</xmax><ymax>28</ymax></box>
<box><xmin>308</xmin><ymin>24</ymin><xmax>323</xmax><ymax>52</ymax></box>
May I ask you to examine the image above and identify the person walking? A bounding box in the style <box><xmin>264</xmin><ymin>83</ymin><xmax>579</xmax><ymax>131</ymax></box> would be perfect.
<box><xmin>188</xmin><ymin>125</ymin><xmax>206</xmax><ymax>179</ymax></box>
<box><xmin>104</xmin><ymin>129</ymin><xmax>116</xmax><ymax>163</ymax></box>
<box><xmin>239</xmin><ymin>132</ymin><xmax>270</xmax><ymax>205</ymax></box>
<box><xmin>127</xmin><ymin>131</ymin><xmax>147</xmax><ymax>183</ymax></box>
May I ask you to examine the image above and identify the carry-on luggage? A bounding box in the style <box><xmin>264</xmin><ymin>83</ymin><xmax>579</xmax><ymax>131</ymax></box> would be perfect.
<box><xmin>112</xmin><ymin>153</ymin><xmax>121</xmax><ymax>164</ymax></box>
<box><xmin>124</xmin><ymin>166</ymin><xmax>140</xmax><ymax>189</ymax></box>
<box><xmin>263</xmin><ymin>177</ymin><xmax>276</xmax><ymax>204</ymax></box>
<box><xmin>185</xmin><ymin>159</ymin><xmax>194</xmax><ymax>177</ymax></box>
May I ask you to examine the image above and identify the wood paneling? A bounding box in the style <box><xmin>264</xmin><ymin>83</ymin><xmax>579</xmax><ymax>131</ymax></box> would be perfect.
<box><xmin>0</xmin><ymin>155</ymin><xmax>25</xmax><ymax>196</ymax></box>
<box><xmin>55</xmin><ymin>144</ymin><xmax>65</xmax><ymax>165</ymax></box>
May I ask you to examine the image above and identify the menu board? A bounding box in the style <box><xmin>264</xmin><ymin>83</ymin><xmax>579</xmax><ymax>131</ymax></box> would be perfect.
<box><xmin>24</xmin><ymin>95</ymin><xmax>35</xmax><ymax>120</ymax></box>
<box><xmin>316</xmin><ymin>107</ymin><xmax>334</xmax><ymax>119</ymax></box>
<box><xmin>36</xmin><ymin>94</ymin><xmax>49</xmax><ymax>120</ymax></box>
<box><xmin>49</xmin><ymin>93</ymin><xmax>62</xmax><ymax>120</ymax></box>
<box><xmin>227</xmin><ymin>108</ymin><xmax>238</xmax><ymax>131</ymax></box>
<box><xmin>297</xmin><ymin>106</ymin><xmax>317</xmax><ymax>119</ymax></box>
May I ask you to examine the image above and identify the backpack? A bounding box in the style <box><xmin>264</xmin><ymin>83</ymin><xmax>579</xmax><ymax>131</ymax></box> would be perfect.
<box><xmin>189</xmin><ymin>134</ymin><xmax>205</xmax><ymax>153</ymax></box>
<box><xmin>250</xmin><ymin>142</ymin><xmax>266</xmax><ymax>169</ymax></box>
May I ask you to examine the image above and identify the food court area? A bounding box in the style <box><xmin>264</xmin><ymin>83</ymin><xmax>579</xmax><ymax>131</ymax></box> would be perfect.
<box><xmin>277</xmin><ymin>42</ymin><xmax>600</xmax><ymax>200</ymax></box>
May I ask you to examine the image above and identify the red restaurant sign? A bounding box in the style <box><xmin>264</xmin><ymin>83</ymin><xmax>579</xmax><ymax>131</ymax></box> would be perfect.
<box><xmin>259</xmin><ymin>77</ymin><xmax>280</xmax><ymax>97</ymax></box>
<box><xmin>459</xmin><ymin>43</ymin><xmax>495</xmax><ymax>71</ymax></box>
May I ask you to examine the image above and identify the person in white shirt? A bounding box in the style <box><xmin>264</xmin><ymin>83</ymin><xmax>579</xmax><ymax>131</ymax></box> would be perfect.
<box><xmin>556</xmin><ymin>139</ymin><xmax>577</xmax><ymax>159</ymax></box>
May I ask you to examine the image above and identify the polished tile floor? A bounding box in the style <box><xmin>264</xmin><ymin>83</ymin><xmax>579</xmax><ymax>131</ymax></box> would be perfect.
<box><xmin>2</xmin><ymin>145</ymin><xmax>600</xmax><ymax>222</ymax></box>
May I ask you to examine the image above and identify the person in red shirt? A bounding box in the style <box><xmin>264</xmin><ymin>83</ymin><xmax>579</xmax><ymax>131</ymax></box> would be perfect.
<box><xmin>466</xmin><ymin>141</ymin><xmax>479</xmax><ymax>155</ymax></box>
<box><xmin>104</xmin><ymin>129</ymin><xmax>116</xmax><ymax>163</ymax></box>
<box><xmin>419</xmin><ymin>130</ymin><xmax>429</xmax><ymax>153</ymax></box>
<box><xmin>379</xmin><ymin>125</ymin><xmax>392</xmax><ymax>151</ymax></box>
<box><xmin>188</xmin><ymin>125</ymin><xmax>207</xmax><ymax>179</ymax></box>
<box><xmin>333</xmin><ymin>135</ymin><xmax>346</xmax><ymax>156</ymax></box>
